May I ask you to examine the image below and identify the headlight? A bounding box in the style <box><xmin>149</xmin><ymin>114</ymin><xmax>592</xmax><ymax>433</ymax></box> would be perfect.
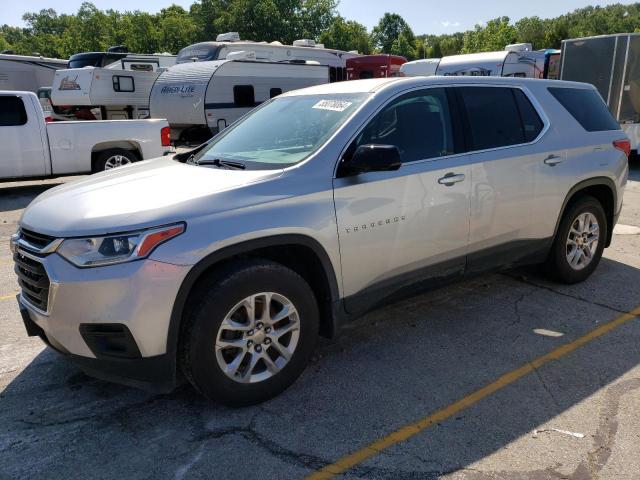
<box><xmin>9</xmin><ymin>232</ymin><xmax>20</xmax><ymax>254</ymax></box>
<box><xmin>57</xmin><ymin>223</ymin><xmax>185</xmax><ymax>267</ymax></box>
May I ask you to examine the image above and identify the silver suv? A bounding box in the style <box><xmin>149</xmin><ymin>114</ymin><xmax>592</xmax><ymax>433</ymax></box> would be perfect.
<box><xmin>13</xmin><ymin>77</ymin><xmax>629</xmax><ymax>405</ymax></box>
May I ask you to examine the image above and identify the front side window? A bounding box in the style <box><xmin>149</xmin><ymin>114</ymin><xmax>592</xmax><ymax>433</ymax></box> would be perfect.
<box><xmin>458</xmin><ymin>86</ymin><xmax>529</xmax><ymax>151</ymax></box>
<box><xmin>349</xmin><ymin>88</ymin><xmax>454</xmax><ymax>163</ymax></box>
<box><xmin>0</xmin><ymin>96</ymin><xmax>28</xmax><ymax>126</ymax></box>
<box><xmin>194</xmin><ymin>93</ymin><xmax>367</xmax><ymax>169</ymax></box>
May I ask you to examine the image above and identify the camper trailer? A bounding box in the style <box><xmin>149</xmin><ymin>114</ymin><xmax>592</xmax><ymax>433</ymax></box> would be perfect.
<box><xmin>560</xmin><ymin>34</ymin><xmax>640</xmax><ymax>154</ymax></box>
<box><xmin>150</xmin><ymin>56</ymin><xmax>330</xmax><ymax>141</ymax></box>
<box><xmin>346</xmin><ymin>55</ymin><xmax>406</xmax><ymax>79</ymax></box>
<box><xmin>400</xmin><ymin>44</ymin><xmax>557</xmax><ymax>79</ymax></box>
<box><xmin>50</xmin><ymin>53</ymin><xmax>176</xmax><ymax>120</ymax></box>
<box><xmin>399</xmin><ymin>58</ymin><xmax>441</xmax><ymax>77</ymax></box>
<box><xmin>0</xmin><ymin>53</ymin><xmax>67</xmax><ymax>93</ymax></box>
<box><xmin>175</xmin><ymin>33</ymin><xmax>359</xmax><ymax>81</ymax></box>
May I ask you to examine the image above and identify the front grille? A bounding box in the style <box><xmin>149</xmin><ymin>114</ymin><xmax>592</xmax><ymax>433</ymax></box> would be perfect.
<box><xmin>14</xmin><ymin>252</ymin><xmax>51</xmax><ymax>312</ymax></box>
<box><xmin>20</xmin><ymin>228</ymin><xmax>56</xmax><ymax>250</ymax></box>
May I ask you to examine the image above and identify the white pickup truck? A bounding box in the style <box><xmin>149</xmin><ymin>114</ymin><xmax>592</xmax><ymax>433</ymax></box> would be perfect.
<box><xmin>0</xmin><ymin>91</ymin><xmax>172</xmax><ymax>180</ymax></box>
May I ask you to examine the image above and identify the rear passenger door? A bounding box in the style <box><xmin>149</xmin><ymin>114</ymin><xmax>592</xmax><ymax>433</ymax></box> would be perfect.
<box><xmin>455</xmin><ymin>86</ymin><xmax>556</xmax><ymax>271</ymax></box>
<box><xmin>0</xmin><ymin>95</ymin><xmax>48</xmax><ymax>179</ymax></box>
<box><xmin>333</xmin><ymin>87</ymin><xmax>472</xmax><ymax>313</ymax></box>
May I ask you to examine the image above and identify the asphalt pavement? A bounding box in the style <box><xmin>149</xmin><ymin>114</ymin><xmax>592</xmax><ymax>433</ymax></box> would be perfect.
<box><xmin>0</xmin><ymin>165</ymin><xmax>639</xmax><ymax>480</ymax></box>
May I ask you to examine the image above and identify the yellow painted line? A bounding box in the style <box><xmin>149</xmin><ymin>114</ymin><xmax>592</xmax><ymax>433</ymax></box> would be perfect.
<box><xmin>307</xmin><ymin>305</ymin><xmax>640</xmax><ymax>480</ymax></box>
<box><xmin>0</xmin><ymin>293</ymin><xmax>18</xmax><ymax>302</ymax></box>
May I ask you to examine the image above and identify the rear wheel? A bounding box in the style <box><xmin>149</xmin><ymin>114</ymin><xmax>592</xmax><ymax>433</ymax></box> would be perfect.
<box><xmin>544</xmin><ymin>195</ymin><xmax>607</xmax><ymax>284</ymax></box>
<box><xmin>93</xmin><ymin>148</ymin><xmax>137</xmax><ymax>172</ymax></box>
<box><xmin>181</xmin><ymin>259</ymin><xmax>319</xmax><ymax>406</ymax></box>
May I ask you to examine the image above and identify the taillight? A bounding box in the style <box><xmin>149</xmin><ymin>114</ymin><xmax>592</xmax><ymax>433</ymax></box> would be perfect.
<box><xmin>613</xmin><ymin>139</ymin><xmax>631</xmax><ymax>158</ymax></box>
<box><xmin>161</xmin><ymin>126</ymin><xmax>171</xmax><ymax>147</ymax></box>
<box><xmin>44</xmin><ymin>116</ymin><xmax>53</xmax><ymax>123</ymax></box>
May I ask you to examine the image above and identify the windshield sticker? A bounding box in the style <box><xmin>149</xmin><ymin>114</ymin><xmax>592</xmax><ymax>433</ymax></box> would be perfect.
<box><xmin>312</xmin><ymin>100</ymin><xmax>353</xmax><ymax>112</ymax></box>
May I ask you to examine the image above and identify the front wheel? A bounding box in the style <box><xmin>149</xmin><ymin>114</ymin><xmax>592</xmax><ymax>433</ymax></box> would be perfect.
<box><xmin>544</xmin><ymin>195</ymin><xmax>607</xmax><ymax>284</ymax></box>
<box><xmin>181</xmin><ymin>259</ymin><xmax>319</xmax><ymax>406</ymax></box>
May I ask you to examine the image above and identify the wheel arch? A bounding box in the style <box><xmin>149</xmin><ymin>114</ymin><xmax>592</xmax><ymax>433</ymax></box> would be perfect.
<box><xmin>167</xmin><ymin>234</ymin><xmax>342</xmax><ymax>366</ymax></box>
<box><xmin>91</xmin><ymin>142</ymin><xmax>143</xmax><ymax>170</ymax></box>
<box><xmin>554</xmin><ymin>177</ymin><xmax>617</xmax><ymax>248</ymax></box>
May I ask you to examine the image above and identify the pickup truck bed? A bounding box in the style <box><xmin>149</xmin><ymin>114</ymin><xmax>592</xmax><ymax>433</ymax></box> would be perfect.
<box><xmin>0</xmin><ymin>91</ymin><xmax>171</xmax><ymax>180</ymax></box>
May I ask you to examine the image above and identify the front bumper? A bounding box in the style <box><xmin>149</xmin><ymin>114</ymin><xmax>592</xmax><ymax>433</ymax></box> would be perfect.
<box><xmin>19</xmin><ymin>297</ymin><xmax>175</xmax><ymax>392</ymax></box>
<box><xmin>16</xmin><ymin>250</ymin><xmax>191</xmax><ymax>391</ymax></box>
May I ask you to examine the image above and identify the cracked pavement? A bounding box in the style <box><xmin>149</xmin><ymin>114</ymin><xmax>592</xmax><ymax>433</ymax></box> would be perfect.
<box><xmin>0</xmin><ymin>164</ymin><xmax>639</xmax><ymax>480</ymax></box>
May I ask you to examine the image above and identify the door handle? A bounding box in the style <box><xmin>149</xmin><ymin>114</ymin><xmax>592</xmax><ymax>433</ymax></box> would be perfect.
<box><xmin>438</xmin><ymin>172</ymin><xmax>466</xmax><ymax>186</ymax></box>
<box><xmin>544</xmin><ymin>154</ymin><xmax>563</xmax><ymax>166</ymax></box>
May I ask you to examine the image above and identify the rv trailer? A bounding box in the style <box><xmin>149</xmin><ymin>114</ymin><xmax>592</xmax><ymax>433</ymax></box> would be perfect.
<box><xmin>175</xmin><ymin>32</ymin><xmax>359</xmax><ymax>81</ymax></box>
<box><xmin>346</xmin><ymin>54</ymin><xmax>406</xmax><ymax>79</ymax></box>
<box><xmin>560</xmin><ymin>33</ymin><xmax>640</xmax><ymax>154</ymax></box>
<box><xmin>400</xmin><ymin>44</ymin><xmax>557</xmax><ymax>79</ymax></box>
<box><xmin>150</xmin><ymin>56</ymin><xmax>330</xmax><ymax>142</ymax></box>
<box><xmin>399</xmin><ymin>58</ymin><xmax>441</xmax><ymax>77</ymax></box>
<box><xmin>50</xmin><ymin>53</ymin><xmax>176</xmax><ymax>120</ymax></box>
<box><xmin>0</xmin><ymin>53</ymin><xmax>67</xmax><ymax>93</ymax></box>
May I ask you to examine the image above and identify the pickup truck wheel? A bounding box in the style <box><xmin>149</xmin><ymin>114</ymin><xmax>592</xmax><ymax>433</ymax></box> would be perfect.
<box><xmin>181</xmin><ymin>259</ymin><xmax>319</xmax><ymax>406</ymax></box>
<box><xmin>545</xmin><ymin>195</ymin><xmax>607</xmax><ymax>284</ymax></box>
<box><xmin>94</xmin><ymin>148</ymin><xmax>137</xmax><ymax>172</ymax></box>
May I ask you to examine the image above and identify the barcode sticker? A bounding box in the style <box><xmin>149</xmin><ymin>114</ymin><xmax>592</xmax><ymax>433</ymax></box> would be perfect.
<box><xmin>312</xmin><ymin>100</ymin><xmax>353</xmax><ymax>112</ymax></box>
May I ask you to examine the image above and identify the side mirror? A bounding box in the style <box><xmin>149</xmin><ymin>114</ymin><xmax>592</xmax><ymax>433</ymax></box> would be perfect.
<box><xmin>339</xmin><ymin>144</ymin><xmax>401</xmax><ymax>177</ymax></box>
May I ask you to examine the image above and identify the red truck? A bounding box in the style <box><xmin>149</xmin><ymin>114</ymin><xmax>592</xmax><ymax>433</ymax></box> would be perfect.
<box><xmin>346</xmin><ymin>54</ymin><xmax>407</xmax><ymax>80</ymax></box>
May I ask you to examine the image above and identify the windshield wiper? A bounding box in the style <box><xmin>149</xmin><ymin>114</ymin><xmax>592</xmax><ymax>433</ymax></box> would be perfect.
<box><xmin>197</xmin><ymin>158</ymin><xmax>246</xmax><ymax>170</ymax></box>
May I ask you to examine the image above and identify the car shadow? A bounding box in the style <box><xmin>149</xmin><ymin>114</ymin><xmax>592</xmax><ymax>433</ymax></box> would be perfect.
<box><xmin>0</xmin><ymin>257</ymin><xmax>639</xmax><ymax>479</ymax></box>
<box><xmin>0</xmin><ymin>184</ymin><xmax>63</xmax><ymax>213</ymax></box>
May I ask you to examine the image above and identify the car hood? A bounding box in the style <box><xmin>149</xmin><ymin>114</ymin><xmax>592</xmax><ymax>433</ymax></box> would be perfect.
<box><xmin>20</xmin><ymin>157</ymin><xmax>284</xmax><ymax>237</ymax></box>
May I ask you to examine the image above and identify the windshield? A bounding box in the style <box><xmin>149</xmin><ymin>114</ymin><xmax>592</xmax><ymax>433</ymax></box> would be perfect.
<box><xmin>177</xmin><ymin>44</ymin><xmax>222</xmax><ymax>63</ymax></box>
<box><xmin>194</xmin><ymin>93</ymin><xmax>368</xmax><ymax>169</ymax></box>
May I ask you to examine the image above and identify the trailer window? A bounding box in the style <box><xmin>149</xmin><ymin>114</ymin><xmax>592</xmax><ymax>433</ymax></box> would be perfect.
<box><xmin>113</xmin><ymin>75</ymin><xmax>135</xmax><ymax>92</ymax></box>
<box><xmin>0</xmin><ymin>96</ymin><xmax>28</xmax><ymax>126</ymax></box>
<box><xmin>270</xmin><ymin>88</ymin><xmax>282</xmax><ymax>98</ymax></box>
<box><xmin>548</xmin><ymin>87</ymin><xmax>620</xmax><ymax>132</ymax></box>
<box><xmin>234</xmin><ymin>85</ymin><xmax>255</xmax><ymax>107</ymax></box>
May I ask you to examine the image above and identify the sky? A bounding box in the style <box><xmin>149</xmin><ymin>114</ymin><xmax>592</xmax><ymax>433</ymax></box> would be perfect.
<box><xmin>2</xmin><ymin>0</ymin><xmax>638</xmax><ymax>35</ymax></box>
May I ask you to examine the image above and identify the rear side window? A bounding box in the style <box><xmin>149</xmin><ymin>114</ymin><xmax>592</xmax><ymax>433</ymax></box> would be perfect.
<box><xmin>0</xmin><ymin>96</ymin><xmax>28</xmax><ymax>126</ymax></box>
<box><xmin>513</xmin><ymin>90</ymin><xmax>544</xmax><ymax>142</ymax></box>
<box><xmin>548</xmin><ymin>87</ymin><xmax>620</xmax><ymax>132</ymax></box>
<box><xmin>458</xmin><ymin>87</ymin><xmax>527</xmax><ymax>151</ymax></box>
<box><xmin>233</xmin><ymin>85</ymin><xmax>255</xmax><ymax>107</ymax></box>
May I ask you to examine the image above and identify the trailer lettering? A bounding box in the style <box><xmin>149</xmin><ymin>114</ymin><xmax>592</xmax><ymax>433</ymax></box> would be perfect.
<box><xmin>161</xmin><ymin>85</ymin><xmax>196</xmax><ymax>95</ymax></box>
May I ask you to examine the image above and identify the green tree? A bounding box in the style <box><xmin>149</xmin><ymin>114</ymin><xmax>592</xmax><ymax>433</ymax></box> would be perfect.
<box><xmin>158</xmin><ymin>6</ymin><xmax>198</xmax><ymax>53</ymax></box>
<box><xmin>319</xmin><ymin>16</ymin><xmax>371</xmax><ymax>53</ymax></box>
<box><xmin>515</xmin><ymin>16</ymin><xmax>547</xmax><ymax>49</ymax></box>
<box><xmin>390</xmin><ymin>32</ymin><xmax>416</xmax><ymax>60</ymax></box>
<box><xmin>371</xmin><ymin>13</ymin><xmax>414</xmax><ymax>54</ymax></box>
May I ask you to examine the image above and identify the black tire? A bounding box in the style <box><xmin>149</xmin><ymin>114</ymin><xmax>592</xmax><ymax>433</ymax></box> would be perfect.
<box><xmin>180</xmin><ymin>259</ymin><xmax>319</xmax><ymax>406</ymax></box>
<box><xmin>544</xmin><ymin>195</ymin><xmax>607</xmax><ymax>284</ymax></box>
<box><xmin>93</xmin><ymin>148</ymin><xmax>138</xmax><ymax>172</ymax></box>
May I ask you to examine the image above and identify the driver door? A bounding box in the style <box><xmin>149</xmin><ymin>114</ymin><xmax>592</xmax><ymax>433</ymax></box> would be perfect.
<box><xmin>332</xmin><ymin>87</ymin><xmax>472</xmax><ymax>314</ymax></box>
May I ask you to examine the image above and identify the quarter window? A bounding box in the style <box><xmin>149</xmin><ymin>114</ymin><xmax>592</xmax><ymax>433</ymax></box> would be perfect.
<box><xmin>0</xmin><ymin>96</ymin><xmax>28</xmax><ymax>126</ymax></box>
<box><xmin>350</xmin><ymin>88</ymin><xmax>454</xmax><ymax>163</ymax></box>
<box><xmin>458</xmin><ymin>87</ymin><xmax>528</xmax><ymax>151</ymax></box>
<box><xmin>233</xmin><ymin>85</ymin><xmax>255</xmax><ymax>107</ymax></box>
<box><xmin>547</xmin><ymin>87</ymin><xmax>620</xmax><ymax>132</ymax></box>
